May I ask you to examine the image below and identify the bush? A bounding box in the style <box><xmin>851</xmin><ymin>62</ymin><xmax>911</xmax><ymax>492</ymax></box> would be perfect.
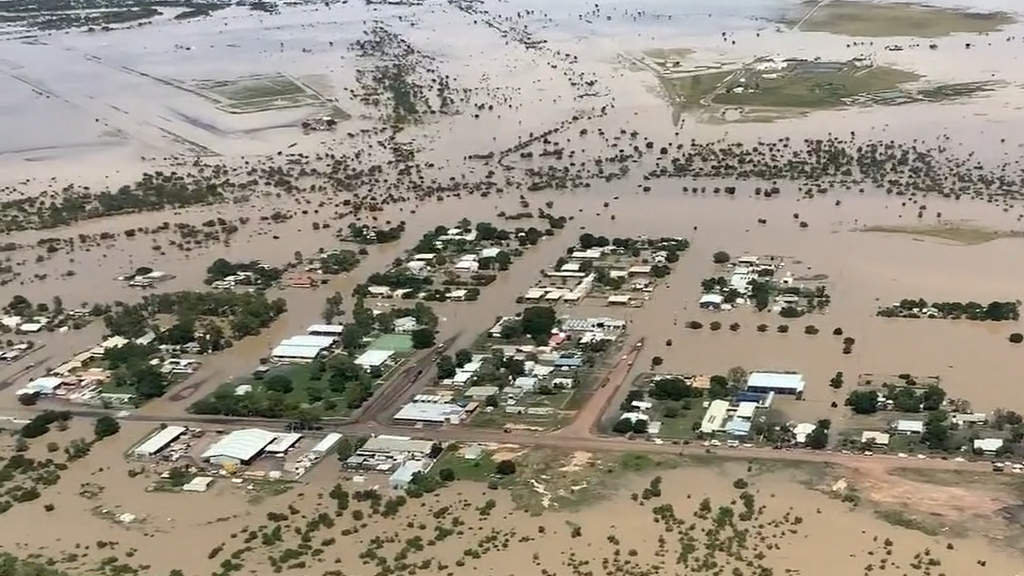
<box><xmin>1010</xmin><ymin>332</ymin><xmax>1023</xmax><ymax>344</ymax></box>
<box><xmin>832</xmin><ymin>327</ymin><xmax>844</xmax><ymax>336</ymax></box>
<box><xmin>685</xmin><ymin>321</ymin><xmax>703</xmax><ymax>330</ymax></box>
<box><xmin>709</xmin><ymin>321</ymin><xmax>722</xmax><ymax>331</ymax></box>
<box><xmin>712</xmin><ymin>251</ymin><xmax>731</xmax><ymax>264</ymax></box>
<box><xmin>732</xmin><ymin>478</ymin><xmax>749</xmax><ymax>490</ymax></box>
<box><xmin>438</xmin><ymin>468</ymin><xmax>456</xmax><ymax>482</ymax></box>
<box><xmin>94</xmin><ymin>416</ymin><xmax>121</xmax><ymax>439</ymax></box>
<box><xmin>651</xmin><ymin>356</ymin><xmax>664</xmax><ymax>368</ymax></box>
<box><xmin>495</xmin><ymin>460</ymin><xmax>517</xmax><ymax>476</ymax></box>
<box><xmin>729</xmin><ymin>322</ymin><xmax>740</xmax><ymax>332</ymax></box>
<box><xmin>756</xmin><ymin>324</ymin><xmax>768</xmax><ymax>333</ymax></box>
<box><xmin>777</xmin><ymin>324</ymin><xmax>790</xmax><ymax>333</ymax></box>
<box><xmin>804</xmin><ymin>325</ymin><xmax>820</xmax><ymax>335</ymax></box>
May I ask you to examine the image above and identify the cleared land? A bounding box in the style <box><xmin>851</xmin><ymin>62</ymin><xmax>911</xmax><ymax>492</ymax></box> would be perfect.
<box><xmin>188</xmin><ymin>74</ymin><xmax>336</xmax><ymax>114</ymax></box>
<box><xmin>787</xmin><ymin>0</ymin><xmax>1015</xmax><ymax>38</ymax></box>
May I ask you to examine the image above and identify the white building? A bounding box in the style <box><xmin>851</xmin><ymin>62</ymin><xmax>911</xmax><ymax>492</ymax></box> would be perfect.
<box><xmin>134</xmin><ymin>426</ymin><xmax>187</xmax><ymax>458</ymax></box>
<box><xmin>974</xmin><ymin>438</ymin><xmax>1004</xmax><ymax>455</ymax></box>
<box><xmin>393</xmin><ymin>317</ymin><xmax>419</xmax><ymax>334</ymax></box>
<box><xmin>860</xmin><ymin>431</ymin><xmax>891</xmax><ymax>446</ymax></box>
<box><xmin>792</xmin><ymin>422</ymin><xmax>817</xmax><ymax>444</ymax></box>
<box><xmin>355</xmin><ymin>349</ymin><xmax>395</xmax><ymax>368</ymax></box>
<box><xmin>892</xmin><ymin>419</ymin><xmax>925</xmax><ymax>435</ymax></box>
<box><xmin>745</xmin><ymin>372</ymin><xmax>805</xmax><ymax>395</ymax></box>
<box><xmin>700</xmin><ymin>400</ymin><xmax>730</xmax><ymax>434</ymax></box>
<box><xmin>310</xmin><ymin>433</ymin><xmax>343</xmax><ymax>457</ymax></box>
<box><xmin>393</xmin><ymin>402</ymin><xmax>466</xmax><ymax>424</ymax></box>
<box><xmin>389</xmin><ymin>460</ymin><xmax>429</xmax><ymax>490</ymax></box>
<box><xmin>306</xmin><ymin>324</ymin><xmax>345</xmax><ymax>337</ymax></box>
<box><xmin>201</xmin><ymin>428</ymin><xmax>279</xmax><ymax>466</ymax></box>
<box><xmin>16</xmin><ymin>376</ymin><xmax>65</xmax><ymax>397</ymax></box>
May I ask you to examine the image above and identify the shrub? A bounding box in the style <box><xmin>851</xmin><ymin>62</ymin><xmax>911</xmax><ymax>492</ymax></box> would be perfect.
<box><xmin>438</xmin><ymin>468</ymin><xmax>456</xmax><ymax>482</ymax></box>
<box><xmin>804</xmin><ymin>325</ymin><xmax>819</xmax><ymax>335</ymax></box>
<box><xmin>1010</xmin><ymin>333</ymin><xmax>1023</xmax><ymax>344</ymax></box>
<box><xmin>732</xmin><ymin>478</ymin><xmax>749</xmax><ymax>490</ymax></box>
<box><xmin>685</xmin><ymin>321</ymin><xmax>703</xmax><ymax>330</ymax></box>
<box><xmin>777</xmin><ymin>324</ymin><xmax>790</xmax><ymax>333</ymax></box>
<box><xmin>709</xmin><ymin>321</ymin><xmax>722</xmax><ymax>331</ymax></box>
<box><xmin>832</xmin><ymin>327</ymin><xmax>844</xmax><ymax>336</ymax></box>
<box><xmin>756</xmin><ymin>324</ymin><xmax>768</xmax><ymax>333</ymax></box>
<box><xmin>729</xmin><ymin>322</ymin><xmax>740</xmax><ymax>332</ymax></box>
<box><xmin>495</xmin><ymin>460</ymin><xmax>517</xmax><ymax>476</ymax></box>
<box><xmin>712</xmin><ymin>251</ymin><xmax>731</xmax><ymax>264</ymax></box>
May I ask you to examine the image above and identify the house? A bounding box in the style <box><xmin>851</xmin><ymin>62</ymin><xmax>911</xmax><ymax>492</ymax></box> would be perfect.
<box><xmin>389</xmin><ymin>460</ymin><xmax>428</xmax><ymax>490</ymax></box>
<box><xmin>607</xmin><ymin>294</ymin><xmax>631</xmax><ymax>306</ymax></box>
<box><xmin>367</xmin><ymin>286</ymin><xmax>392</xmax><ymax>298</ymax></box>
<box><xmin>464</xmin><ymin>385</ymin><xmax>500</xmax><ymax>400</ymax></box>
<box><xmin>355</xmin><ymin>349</ymin><xmax>395</xmax><ymax>368</ymax></box>
<box><xmin>627</xmin><ymin>265</ymin><xmax>652</xmax><ymax>276</ymax></box>
<box><xmin>973</xmin><ymin>438</ymin><xmax>1004</xmax><ymax>455</ymax></box>
<box><xmin>699</xmin><ymin>293</ymin><xmax>724</xmax><ymax>310</ymax></box>
<box><xmin>479</xmin><ymin>247</ymin><xmax>502</xmax><ymax>259</ymax></box>
<box><xmin>406</xmin><ymin>261</ymin><xmax>429</xmax><ymax>275</ymax></box>
<box><xmin>792</xmin><ymin>422</ymin><xmax>816</xmax><ymax>444</ymax></box>
<box><xmin>393</xmin><ymin>316</ymin><xmax>419</xmax><ymax>334</ymax></box>
<box><xmin>201</xmin><ymin>428</ymin><xmax>278</xmax><ymax>467</ymax></box>
<box><xmin>860</xmin><ymin>431</ymin><xmax>891</xmax><ymax>447</ymax></box>
<box><xmin>489</xmin><ymin>316</ymin><xmax>516</xmax><ymax>337</ymax></box>
<box><xmin>448</xmin><ymin>289</ymin><xmax>469</xmax><ymax>301</ymax></box>
<box><xmin>700</xmin><ymin>400</ymin><xmax>730</xmax><ymax>434</ymax></box>
<box><xmin>453</xmin><ymin>259</ymin><xmax>479</xmax><ymax>273</ymax></box>
<box><xmin>892</xmin><ymin>419</ymin><xmax>925</xmax><ymax>435</ymax></box>
<box><xmin>306</xmin><ymin>324</ymin><xmax>345</xmax><ymax>337</ymax></box>
<box><xmin>952</xmin><ymin>413</ymin><xmax>988</xmax><ymax>426</ymax></box>
<box><xmin>289</xmin><ymin>275</ymin><xmax>316</xmax><ymax>289</ymax></box>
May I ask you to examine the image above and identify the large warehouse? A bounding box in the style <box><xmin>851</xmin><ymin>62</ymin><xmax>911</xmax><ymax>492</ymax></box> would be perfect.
<box><xmin>744</xmin><ymin>372</ymin><xmax>806</xmax><ymax>396</ymax></box>
<box><xmin>201</xmin><ymin>428</ymin><xmax>279</xmax><ymax>467</ymax></box>
<box><xmin>270</xmin><ymin>335</ymin><xmax>337</xmax><ymax>362</ymax></box>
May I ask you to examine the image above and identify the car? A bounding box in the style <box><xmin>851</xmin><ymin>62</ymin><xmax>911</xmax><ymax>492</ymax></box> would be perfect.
<box><xmin>953</xmin><ymin>456</ymin><xmax>965</xmax><ymax>462</ymax></box>
<box><xmin>862</xmin><ymin>451</ymin><xmax>874</xmax><ymax>456</ymax></box>
<box><xmin>897</xmin><ymin>453</ymin><xmax>908</xmax><ymax>458</ymax></box>
<box><xmin>917</xmin><ymin>454</ymin><xmax>927</xmax><ymax>459</ymax></box>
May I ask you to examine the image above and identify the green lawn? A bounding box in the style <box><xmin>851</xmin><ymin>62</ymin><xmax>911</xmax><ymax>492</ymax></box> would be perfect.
<box><xmin>432</xmin><ymin>449</ymin><xmax>497</xmax><ymax>482</ymax></box>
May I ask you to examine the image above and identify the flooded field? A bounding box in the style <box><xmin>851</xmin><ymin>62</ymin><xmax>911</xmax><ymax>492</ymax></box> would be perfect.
<box><xmin>2</xmin><ymin>0</ymin><xmax>1024</xmax><ymax>571</ymax></box>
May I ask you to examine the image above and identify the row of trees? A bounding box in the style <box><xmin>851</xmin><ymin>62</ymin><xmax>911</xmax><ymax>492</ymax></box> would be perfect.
<box><xmin>879</xmin><ymin>299</ymin><xmax>1019</xmax><ymax>321</ymax></box>
<box><xmin>204</xmin><ymin>258</ymin><xmax>282</xmax><ymax>287</ymax></box>
<box><xmin>492</xmin><ymin>306</ymin><xmax>557</xmax><ymax>345</ymax></box>
<box><xmin>845</xmin><ymin>384</ymin><xmax>946</xmax><ymax>415</ymax></box>
<box><xmin>101</xmin><ymin>291</ymin><xmax>287</xmax><ymax>341</ymax></box>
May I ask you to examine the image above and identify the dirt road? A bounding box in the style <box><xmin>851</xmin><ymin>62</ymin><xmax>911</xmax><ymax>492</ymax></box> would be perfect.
<box><xmin>554</xmin><ymin>337</ymin><xmax>644</xmax><ymax>437</ymax></box>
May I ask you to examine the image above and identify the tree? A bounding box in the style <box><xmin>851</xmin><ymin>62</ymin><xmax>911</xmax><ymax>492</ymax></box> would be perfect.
<box><xmin>520</xmin><ymin>306</ymin><xmax>557</xmax><ymax>344</ymax></box>
<box><xmin>264</xmin><ymin>374</ymin><xmax>293</xmax><ymax>394</ymax></box>
<box><xmin>712</xmin><ymin>251</ymin><xmax>731</xmax><ymax>264</ymax></box>
<box><xmin>94</xmin><ymin>416</ymin><xmax>121</xmax><ymax>439</ymax></box>
<box><xmin>437</xmin><ymin>355</ymin><xmax>457</xmax><ymax>379</ymax></box>
<box><xmin>631</xmin><ymin>419</ymin><xmax>649</xmax><ymax>434</ymax></box>
<box><xmin>438</xmin><ymin>468</ymin><xmax>456</xmax><ymax>482</ymax></box>
<box><xmin>495</xmin><ymin>460</ymin><xmax>517</xmax><ymax>475</ymax></box>
<box><xmin>612</xmin><ymin>418</ymin><xmax>635</xmax><ymax>434</ymax></box>
<box><xmin>651</xmin><ymin>356</ymin><xmax>664</xmax><ymax>368</ymax></box>
<box><xmin>726</xmin><ymin>366</ymin><xmax>747</xmax><ymax>387</ymax></box>
<box><xmin>708</xmin><ymin>375</ymin><xmax>730</xmax><ymax>400</ymax></box>
<box><xmin>1011</xmin><ymin>333</ymin><xmax>1024</xmax><ymax>344</ymax></box>
<box><xmin>921</xmin><ymin>411</ymin><xmax>951</xmax><ymax>451</ymax></box>
<box><xmin>411</xmin><ymin>327</ymin><xmax>436</xmax><ymax>350</ymax></box>
<box><xmin>829</xmin><ymin>371</ymin><xmax>844</xmax><ymax>389</ymax></box>
<box><xmin>454</xmin><ymin>349</ymin><xmax>473</xmax><ymax>367</ymax></box>
<box><xmin>650</xmin><ymin>377</ymin><xmax>696</xmax><ymax>401</ymax></box>
<box><xmin>805</xmin><ymin>420</ymin><xmax>830</xmax><ymax>449</ymax></box>
<box><xmin>845</xmin><ymin>390</ymin><xmax>879</xmax><ymax>414</ymax></box>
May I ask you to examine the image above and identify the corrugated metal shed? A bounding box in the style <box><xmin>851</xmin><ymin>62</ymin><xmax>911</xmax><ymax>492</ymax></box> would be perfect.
<box><xmin>134</xmin><ymin>426</ymin><xmax>187</xmax><ymax>457</ymax></box>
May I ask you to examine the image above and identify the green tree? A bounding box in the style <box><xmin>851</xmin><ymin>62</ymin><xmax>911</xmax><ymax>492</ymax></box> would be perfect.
<box><xmin>438</xmin><ymin>468</ymin><xmax>456</xmax><ymax>482</ymax></box>
<box><xmin>520</xmin><ymin>306</ymin><xmax>557</xmax><ymax>344</ymax></box>
<box><xmin>495</xmin><ymin>460</ymin><xmax>517</xmax><ymax>475</ymax></box>
<box><xmin>454</xmin><ymin>349</ymin><xmax>473</xmax><ymax>367</ymax></box>
<box><xmin>94</xmin><ymin>416</ymin><xmax>121</xmax><ymax>439</ymax></box>
<box><xmin>921</xmin><ymin>411</ymin><xmax>951</xmax><ymax>451</ymax></box>
<box><xmin>845</xmin><ymin>390</ymin><xmax>879</xmax><ymax>414</ymax></box>
<box><xmin>411</xmin><ymin>327</ymin><xmax>436</xmax><ymax>350</ymax></box>
<box><xmin>264</xmin><ymin>374</ymin><xmax>294</xmax><ymax>395</ymax></box>
<box><xmin>437</xmin><ymin>355</ymin><xmax>457</xmax><ymax>379</ymax></box>
<box><xmin>612</xmin><ymin>418</ymin><xmax>634</xmax><ymax>434</ymax></box>
<box><xmin>712</xmin><ymin>251</ymin><xmax>731</xmax><ymax>264</ymax></box>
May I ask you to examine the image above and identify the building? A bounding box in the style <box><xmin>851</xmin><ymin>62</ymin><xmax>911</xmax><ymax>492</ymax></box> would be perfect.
<box><xmin>133</xmin><ymin>425</ymin><xmax>187</xmax><ymax>458</ymax></box>
<box><xmin>860</xmin><ymin>431</ymin><xmax>891</xmax><ymax>447</ymax></box>
<box><xmin>182</xmin><ymin>477</ymin><xmax>214</xmax><ymax>493</ymax></box>
<box><xmin>17</xmin><ymin>322</ymin><xmax>44</xmax><ymax>333</ymax></box>
<box><xmin>892</xmin><ymin>419</ymin><xmax>925</xmax><ymax>435</ymax></box>
<box><xmin>389</xmin><ymin>460</ymin><xmax>428</xmax><ymax>491</ymax></box>
<box><xmin>393</xmin><ymin>317</ymin><xmax>419</xmax><ymax>334</ymax></box>
<box><xmin>793</xmin><ymin>422</ymin><xmax>816</xmax><ymax>444</ymax></box>
<box><xmin>745</xmin><ymin>372</ymin><xmax>805</xmax><ymax>396</ymax></box>
<box><xmin>393</xmin><ymin>402</ymin><xmax>466</xmax><ymax>424</ymax></box>
<box><xmin>699</xmin><ymin>293</ymin><xmax>724</xmax><ymax>310</ymax></box>
<box><xmin>725</xmin><ymin>418</ymin><xmax>752</xmax><ymax>437</ymax></box>
<box><xmin>271</xmin><ymin>334</ymin><xmax>336</xmax><ymax>362</ymax></box>
<box><xmin>561</xmin><ymin>317</ymin><xmax>626</xmax><ymax>333</ymax></box>
<box><xmin>310</xmin><ymin>433</ymin><xmax>343</xmax><ymax>457</ymax></box>
<box><xmin>627</xmin><ymin>265</ymin><xmax>652</xmax><ymax>276</ymax></box>
<box><xmin>16</xmin><ymin>376</ymin><xmax>64</xmax><ymax>397</ymax></box>
<box><xmin>952</xmin><ymin>413</ymin><xmax>988</xmax><ymax>426</ymax></box>
<box><xmin>357</xmin><ymin>436</ymin><xmax>436</xmax><ymax>459</ymax></box>
<box><xmin>700</xmin><ymin>400</ymin><xmax>730</xmax><ymax>434</ymax></box>
<box><xmin>264</xmin><ymin>433</ymin><xmax>302</xmax><ymax>454</ymax></box>
<box><xmin>607</xmin><ymin>294</ymin><xmax>631</xmax><ymax>306</ymax></box>
<box><xmin>307</xmin><ymin>324</ymin><xmax>345</xmax><ymax>337</ymax></box>
<box><xmin>355</xmin><ymin>349</ymin><xmax>395</xmax><ymax>368</ymax></box>
<box><xmin>973</xmin><ymin>438</ymin><xmax>1004</xmax><ymax>455</ymax></box>
<box><xmin>464</xmin><ymin>385</ymin><xmax>500</xmax><ymax>400</ymax></box>
<box><xmin>201</xmin><ymin>428</ymin><xmax>279</xmax><ymax>466</ymax></box>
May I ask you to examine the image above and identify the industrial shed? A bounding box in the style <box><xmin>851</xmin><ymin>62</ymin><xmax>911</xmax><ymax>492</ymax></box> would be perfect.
<box><xmin>355</xmin><ymin>349</ymin><xmax>395</xmax><ymax>368</ymax></box>
<box><xmin>134</xmin><ymin>426</ymin><xmax>187</xmax><ymax>458</ymax></box>
<box><xmin>744</xmin><ymin>372</ymin><xmax>805</xmax><ymax>395</ymax></box>
<box><xmin>264</xmin><ymin>433</ymin><xmax>303</xmax><ymax>454</ymax></box>
<box><xmin>310</xmin><ymin>433</ymin><xmax>342</xmax><ymax>457</ymax></box>
<box><xmin>201</xmin><ymin>428</ymin><xmax>278</xmax><ymax>466</ymax></box>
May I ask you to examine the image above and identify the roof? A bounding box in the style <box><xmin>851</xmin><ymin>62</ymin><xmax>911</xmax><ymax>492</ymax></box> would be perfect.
<box><xmin>628</xmin><ymin>265</ymin><xmax>652</xmax><ymax>274</ymax></box>
<box><xmin>355</xmin><ymin>349</ymin><xmax>395</xmax><ymax>368</ymax></box>
<box><xmin>734</xmin><ymin>402</ymin><xmax>758</xmax><ymax>419</ymax></box>
<box><xmin>390</xmin><ymin>460</ymin><xmax>428</xmax><ymax>484</ymax></box>
<box><xmin>860</xmin><ymin>431</ymin><xmax>891</xmax><ymax>446</ymax></box>
<box><xmin>746</xmin><ymin>372</ymin><xmax>805</xmax><ymax>393</ymax></box>
<box><xmin>182</xmin><ymin>476</ymin><xmax>214</xmax><ymax>492</ymax></box>
<box><xmin>465</xmin><ymin>385</ymin><xmax>499</xmax><ymax>397</ymax></box>
<box><xmin>607</xmin><ymin>295</ymin><xmax>631</xmax><ymax>304</ymax></box>
<box><xmin>202</xmin><ymin>428</ymin><xmax>278</xmax><ymax>462</ymax></box>
<box><xmin>974</xmin><ymin>438</ymin><xmax>1004</xmax><ymax>452</ymax></box>
<box><xmin>311</xmin><ymin>433</ymin><xmax>343</xmax><ymax>454</ymax></box>
<box><xmin>726</xmin><ymin>418</ymin><xmax>752</xmax><ymax>435</ymax></box>
<box><xmin>359</xmin><ymin>435</ymin><xmax>436</xmax><ymax>454</ymax></box>
<box><xmin>271</xmin><ymin>344</ymin><xmax>323</xmax><ymax>359</ymax></box>
<box><xmin>793</xmin><ymin>422</ymin><xmax>816</xmax><ymax>443</ymax></box>
<box><xmin>307</xmin><ymin>324</ymin><xmax>345</xmax><ymax>335</ymax></box>
<box><xmin>18</xmin><ymin>322</ymin><xmax>44</xmax><ymax>332</ymax></box>
<box><xmin>264</xmin><ymin>433</ymin><xmax>303</xmax><ymax>454</ymax></box>
<box><xmin>893</xmin><ymin>419</ymin><xmax>925</xmax><ymax>433</ymax></box>
<box><xmin>699</xmin><ymin>293</ymin><xmax>724</xmax><ymax>304</ymax></box>
<box><xmin>25</xmin><ymin>377</ymin><xmax>64</xmax><ymax>393</ymax></box>
<box><xmin>700</xmin><ymin>400</ymin><xmax>730</xmax><ymax>433</ymax></box>
<box><xmin>392</xmin><ymin>402</ymin><xmax>466</xmax><ymax>424</ymax></box>
<box><xmin>134</xmin><ymin>426</ymin><xmax>187</xmax><ymax>456</ymax></box>
<box><xmin>281</xmin><ymin>335</ymin><xmax>336</xmax><ymax>348</ymax></box>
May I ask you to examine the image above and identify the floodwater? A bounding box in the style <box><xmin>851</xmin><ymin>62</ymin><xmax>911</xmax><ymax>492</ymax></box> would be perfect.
<box><xmin>0</xmin><ymin>425</ymin><xmax>1019</xmax><ymax>576</ymax></box>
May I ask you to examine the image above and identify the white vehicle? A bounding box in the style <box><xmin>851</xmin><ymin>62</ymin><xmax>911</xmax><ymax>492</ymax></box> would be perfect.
<box><xmin>953</xmin><ymin>457</ymin><xmax>965</xmax><ymax>462</ymax></box>
<box><xmin>917</xmin><ymin>454</ymin><xmax>927</xmax><ymax>459</ymax></box>
<box><xmin>726</xmin><ymin>440</ymin><xmax>740</xmax><ymax>448</ymax></box>
<box><xmin>710</xmin><ymin>439</ymin><xmax>722</xmax><ymax>447</ymax></box>
<box><xmin>863</xmin><ymin>451</ymin><xmax>874</xmax><ymax>456</ymax></box>
<box><xmin>897</xmin><ymin>453</ymin><xmax>908</xmax><ymax>458</ymax></box>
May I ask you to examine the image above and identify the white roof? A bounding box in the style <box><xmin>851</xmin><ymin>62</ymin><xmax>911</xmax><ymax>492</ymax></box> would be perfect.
<box><xmin>465</xmin><ymin>385</ymin><xmax>500</xmax><ymax>397</ymax></box>
<box><xmin>25</xmin><ymin>376</ymin><xmax>64</xmax><ymax>393</ymax></box>
<box><xmin>390</xmin><ymin>459</ymin><xmax>428</xmax><ymax>484</ymax></box>
<box><xmin>607</xmin><ymin>295</ymin><xmax>631</xmax><ymax>303</ymax></box>
<box><xmin>746</xmin><ymin>372</ymin><xmax>805</xmax><ymax>393</ymax></box>
<box><xmin>182</xmin><ymin>476</ymin><xmax>214</xmax><ymax>492</ymax></box>
<box><xmin>894</xmin><ymin>419</ymin><xmax>925</xmax><ymax>433</ymax></box>
<box><xmin>202</xmin><ymin>428</ymin><xmax>278</xmax><ymax>462</ymax></box>
<box><xmin>311</xmin><ymin>433</ymin><xmax>343</xmax><ymax>454</ymax></box>
<box><xmin>735</xmin><ymin>402</ymin><xmax>758</xmax><ymax>419</ymax></box>
<box><xmin>281</xmin><ymin>335</ymin><xmax>336</xmax><ymax>348</ymax></box>
<box><xmin>18</xmin><ymin>322</ymin><xmax>44</xmax><ymax>332</ymax></box>
<box><xmin>355</xmin><ymin>349</ymin><xmax>395</xmax><ymax>368</ymax></box>
<box><xmin>700</xmin><ymin>400</ymin><xmax>730</xmax><ymax>433</ymax></box>
<box><xmin>265</xmin><ymin>433</ymin><xmax>302</xmax><ymax>454</ymax></box>
<box><xmin>271</xmin><ymin>344</ymin><xmax>322</xmax><ymax>359</ymax></box>
<box><xmin>394</xmin><ymin>316</ymin><xmax>418</xmax><ymax>327</ymax></box>
<box><xmin>307</xmin><ymin>324</ymin><xmax>345</xmax><ymax>335</ymax></box>
<box><xmin>974</xmin><ymin>438</ymin><xmax>1004</xmax><ymax>452</ymax></box>
<box><xmin>628</xmin><ymin>265</ymin><xmax>652</xmax><ymax>273</ymax></box>
<box><xmin>393</xmin><ymin>402</ymin><xmax>466</xmax><ymax>423</ymax></box>
<box><xmin>699</xmin><ymin>293</ymin><xmax>724</xmax><ymax>304</ymax></box>
<box><xmin>360</xmin><ymin>435</ymin><xmax>437</xmax><ymax>454</ymax></box>
<box><xmin>453</xmin><ymin>372</ymin><xmax>474</xmax><ymax>384</ymax></box>
<box><xmin>480</xmin><ymin>247</ymin><xmax>502</xmax><ymax>259</ymax></box>
<box><xmin>134</xmin><ymin>426</ymin><xmax>187</xmax><ymax>456</ymax></box>
<box><xmin>860</xmin><ymin>431</ymin><xmax>891</xmax><ymax>446</ymax></box>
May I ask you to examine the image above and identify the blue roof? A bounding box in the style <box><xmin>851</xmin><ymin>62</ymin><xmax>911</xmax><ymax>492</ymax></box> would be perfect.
<box><xmin>725</xmin><ymin>418</ymin><xmax>752</xmax><ymax>436</ymax></box>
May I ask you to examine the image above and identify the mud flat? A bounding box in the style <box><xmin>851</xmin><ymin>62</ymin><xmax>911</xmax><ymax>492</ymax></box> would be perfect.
<box><xmin>859</xmin><ymin>222</ymin><xmax>1024</xmax><ymax>245</ymax></box>
<box><xmin>786</xmin><ymin>0</ymin><xmax>1016</xmax><ymax>38</ymax></box>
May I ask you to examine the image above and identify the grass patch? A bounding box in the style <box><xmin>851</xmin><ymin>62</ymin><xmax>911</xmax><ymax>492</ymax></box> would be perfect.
<box><xmin>247</xmin><ymin>480</ymin><xmax>294</xmax><ymax>504</ymax></box>
<box><xmin>874</xmin><ymin>508</ymin><xmax>942</xmax><ymax>536</ymax></box>
<box><xmin>660</xmin><ymin>70</ymin><xmax>735</xmax><ymax>107</ymax></box>
<box><xmin>433</xmin><ymin>449</ymin><xmax>497</xmax><ymax>482</ymax></box>
<box><xmin>715</xmin><ymin>64</ymin><xmax>920</xmax><ymax>109</ymax></box>
<box><xmin>787</xmin><ymin>0</ymin><xmax>1014</xmax><ymax>38</ymax></box>
<box><xmin>859</xmin><ymin>223</ymin><xmax>1024</xmax><ymax>245</ymax></box>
